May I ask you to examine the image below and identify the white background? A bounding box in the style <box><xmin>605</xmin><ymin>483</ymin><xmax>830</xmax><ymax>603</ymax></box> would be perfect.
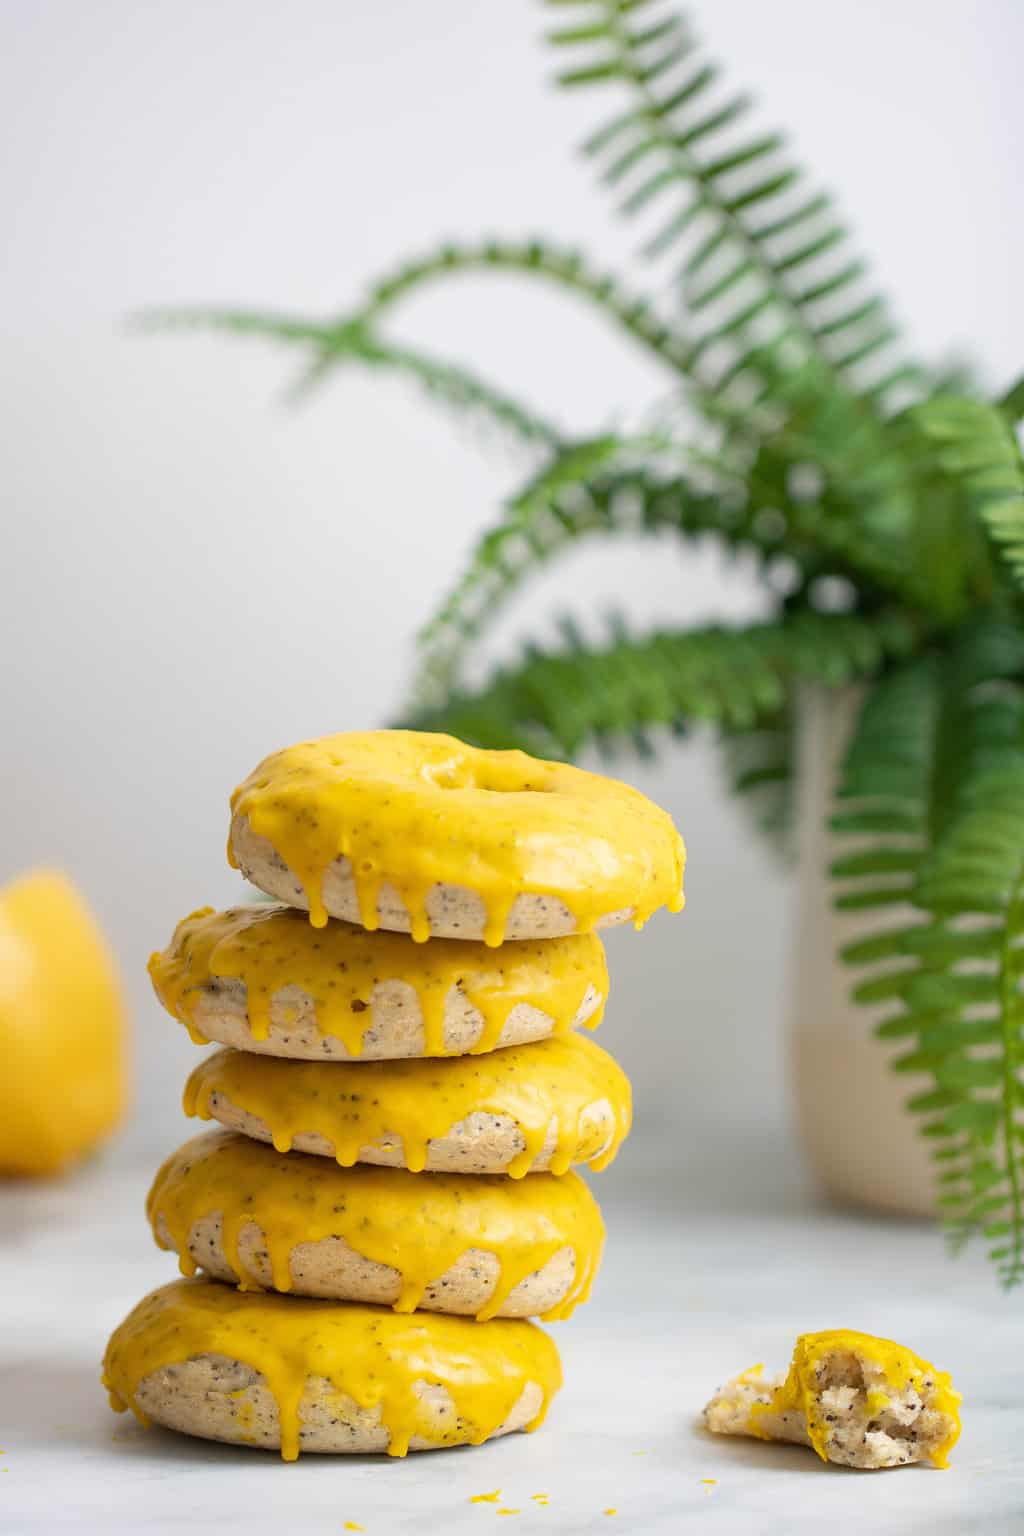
<box><xmin>2</xmin><ymin>0</ymin><xmax>1022</xmax><ymax>1162</ymax></box>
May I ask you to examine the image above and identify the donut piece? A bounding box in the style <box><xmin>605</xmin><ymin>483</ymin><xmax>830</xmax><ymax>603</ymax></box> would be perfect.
<box><xmin>183</xmin><ymin>1033</ymin><xmax>631</xmax><ymax>1178</ymax></box>
<box><xmin>704</xmin><ymin>1330</ymin><xmax>962</xmax><ymax>1469</ymax></box>
<box><xmin>103</xmin><ymin>1278</ymin><xmax>561</xmax><ymax>1459</ymax></box>
<box><xmin>147</xmin><ymin>1130</ymin><xmax>604</xmax><ymax>1319</ymax></box>
<box><xmin>228</xmin><ymin>730</ymin><xmax>685</xmax><ymax>943</ymax></box>
<box><xmin>149</xmin><ymin>903</ymin><xmax>607</xmax><ymax>1060</ymax></box>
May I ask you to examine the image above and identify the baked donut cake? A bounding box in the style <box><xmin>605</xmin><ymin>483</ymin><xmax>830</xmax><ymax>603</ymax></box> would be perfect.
<box><xmin>149</xmin><ymin>903</ymin><xmax>607</xmax><ymax>1060</ymax></box>
<box><xmin>148</xmin><ymin>1129</ymin><xmax>604</xmax><ymax>1320</ymax></box>
<box><xmin>183</xmin><ymin>1032</ymin><xmax>631</xmax><ymax>1178</ymax></box>
<box><xmin>704</xmin><ymin>1330</ymin><xmax>961</xmax><ymax>1469</ymax></box>
<box><xmin>109</xmin><ymin>727</ymin><xmax>686</xmax><ymax>1460</ymax></box>
<box><xmin>228</xmin><ymin>730</ymin><xmax>685</xmax><ymax>943</ymax></box>
<box><xmin>104</xmin><ymin>1278</ymin><xmax>561</xmax><ymax>1459</ymax></box>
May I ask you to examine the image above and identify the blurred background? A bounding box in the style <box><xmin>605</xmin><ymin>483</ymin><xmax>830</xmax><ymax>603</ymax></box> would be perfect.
<box><xmin>2</xmin><ymin>0</ymin><xmax>1022</xmax><ymax>1175</ymax></box>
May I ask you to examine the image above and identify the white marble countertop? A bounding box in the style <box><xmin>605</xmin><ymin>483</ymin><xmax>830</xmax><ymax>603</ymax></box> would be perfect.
<box><xmin>2</xmin><ymin>1134</ymin><xmax>1020</xmax><ymax>1535</ymax></box>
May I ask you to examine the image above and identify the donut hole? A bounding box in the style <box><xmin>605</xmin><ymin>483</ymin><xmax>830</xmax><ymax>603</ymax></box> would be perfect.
<box><xmin>421</xmin><ymin>756</ymin><xmax>553</xmax><ymax>796</ymax></box>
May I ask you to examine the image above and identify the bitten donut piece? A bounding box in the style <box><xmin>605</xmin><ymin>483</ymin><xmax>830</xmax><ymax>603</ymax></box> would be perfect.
<box><xmin>704</xmin><ymin>1330</ymin><xmax>961</xmax><ymax>1469</ymax></box>
<box><xmin>228</xmin><ymin>730</ymin><xmax>685</xmax><ymax>944</ymax></box>
<box><xmin>103</xmin><ymin>1279</ymin><xmax>561</xmax><ymax>1459</ymax></box>
<box><xmin>148</xmin><ymin>1130</ymin><xmax>605</xmax><ymax>1320</ymax></box>
<box><xmin>149</xmin><ymin>903</ymin><xmax>606</xmax><ymax>1060</ymax></box>
<box><xmin>183</xmin><ymin>1033</ymin><xmax>631</xmax><ymax>1178</ymax></box>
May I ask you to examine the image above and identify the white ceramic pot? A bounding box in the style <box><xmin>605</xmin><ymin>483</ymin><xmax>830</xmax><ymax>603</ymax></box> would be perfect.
<box><xmin>790</xmin><ymin>687</ymin><xmax>936</xmax><ymax>1217</ymax></box>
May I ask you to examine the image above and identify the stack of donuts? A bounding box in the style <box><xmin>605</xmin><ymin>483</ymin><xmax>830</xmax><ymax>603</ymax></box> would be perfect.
<box><xmin>103</xmin><ymin>731</ymin><xmax>685</xmax><ymax>1460</ymax></box>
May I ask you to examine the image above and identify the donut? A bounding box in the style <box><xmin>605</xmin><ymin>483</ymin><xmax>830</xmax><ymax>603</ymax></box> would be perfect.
<box><xmin>149</xmin><ymin>903</ymin><xmax>607</xmax><ymax>1061</ymax></box>
<box><xmin>183</xmin><ymin>1033</ymin><xmax>631</xmax><ymax>1178</ymax></box>
<box><xmin>704</xmin><ymin>1330</ymin><xmax>962</xmax><ymax>1470</ymax></box>
<box><xmin>147</xmin><ymin>1130</ymin><xmax>604</xmax><ymax>1320</ymax></box>
<box><xmin>228</xmin><ymin>730</ymin><xmax>685</xmax><ymax>943</ymax></box>
<box><xmin>103</xmin><ymin>1278</ymin><xmax>561</xmax><ymax>1459</ymax></box>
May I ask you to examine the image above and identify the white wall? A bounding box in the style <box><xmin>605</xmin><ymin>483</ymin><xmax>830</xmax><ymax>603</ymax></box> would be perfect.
<box><xmin>2</xmin><ymin>0</ymin><xmax>1020</xmax><ymax>1165</ymax></box>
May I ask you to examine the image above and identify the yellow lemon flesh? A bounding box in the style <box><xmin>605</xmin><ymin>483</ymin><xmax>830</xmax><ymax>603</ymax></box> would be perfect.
<box><xmin>0</xmin><ymin>869</ymin><xmax>128</xmax><ymax>1175</ymax></box>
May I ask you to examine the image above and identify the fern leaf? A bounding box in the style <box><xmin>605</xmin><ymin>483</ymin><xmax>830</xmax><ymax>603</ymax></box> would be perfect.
<box><xmin>913</xmin><ymin>396</ymin><xmax>1024</xmax><ymax>592</ymax></box>
<box><xmin>134</xmin><ymin>307</ymin><xmax>560</xmax><ymax>450</ymax></box>
<box><xmin>719</xmin><ymin>703</ymin><xmax>795</xmax><ymax>856</ymax></box>
<box><xmin>545</xmin><ymin>0</ymin><xmax>921</xmax><ymax>408</ymax></box>
<box><xmin>404</xmin><ymin>609</ymin><xmax>917</xmax><ymax>757</ymax></box>
<box><xmin>999</xmin><ymin>374</ymin><xmax>1024</xmax><ymax>423</ymax></box>
<box><xmin>833</xmin><ymin>621</ymin><xmax>1024</xmax><ymax>1284</ymax></box>
<box><xmin>337</xmin><ymin>238</ymin><xmax>692</xmax><ymax>378</ymax></box>
<box><xmin>409</xmin><ymin>437</ymin><xmax>915</xmax><ymax>709</ymax></box>
<box><xmin>914</xmin><ymin>767</ymin><xmax>1024</xmax><ymax>1286</ymax></box>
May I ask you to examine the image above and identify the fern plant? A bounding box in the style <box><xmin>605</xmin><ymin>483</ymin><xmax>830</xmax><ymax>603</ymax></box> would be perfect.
<box><xmin>144</xmin><ymin>2</ymin><xmax>1024</xmax><ymax>1282</ymax></box>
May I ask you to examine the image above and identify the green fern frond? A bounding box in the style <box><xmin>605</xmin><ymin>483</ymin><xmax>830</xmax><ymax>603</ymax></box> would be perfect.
<box><xmin>411</xmin><ymin>457</ymin><xmax>778</xmax><ymax>707</ymax></box>
<box><xmin>1000</xmin><ymin>374</ymin><xmax>1024</xmax><ymax>423</ymax></box>
<box><xmin>405</xmin><ymin>609</ymin><xmax>917</xmax><ymax>757</ymax></box>
<box><xmin>409</xmin><ymin>431</ymin><xmax>921</xmax><ymax>710</ymax></box>
<box><xmin>833</xmin><ymin>622</ymin><xmax>1024</xmax><ymax>1283</ymax></box>
<box><xmin>545</xmin><ymin>0</ymin><xmax>920</xmax><ymax>408</ymax></box>
<box><xmin>913</xmin><ymin>396</ymin><xmax>1024</xmax><ymax>592</ymax></box>
<box><xmin>337</xmin><ymin>238</ymin><xmax>691</xmax><ymax>378</ymax></box>
<box><xmin>719</xmin><ymin>703</ymin><xmax>795</xmax><ymax>856</ymax></box>
<box><xmin>413</xmin><ymin>437</ymin><xmax>638</xmax><ymax>705</ymax></box>
<box><xmin>135</xmin><ymin>307</ymin><xmax>561</xmax><ymax>449</ymax></box>
<box><xmin>914</xmin><ymin>767</ymin><xmax>1024</xmax><ymax>1285</ymax></box>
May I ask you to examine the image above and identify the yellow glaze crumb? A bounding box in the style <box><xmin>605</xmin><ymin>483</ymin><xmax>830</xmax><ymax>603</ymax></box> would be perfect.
<box><xmin>469</xmin><ymin>1490</ymin><xmax>501</xmax><ymax>1504</ymax></box>
<box><xmin>147</xmin><ymin>1130</ymin><xmax>604</xmax><ymax>1319</ymax></box>
<box><xmin>183</xmin><ymin>1033</ymin><xmax>631</xmax><ymax>1178</ymax></box>
<box><xmin>103</xmin><ymin>1279</ymin><xmax>561</xmax><ymax>1461</ymax></box>
<box><xmin>343</xmin><ymin>1524</ymin><xmax>363</xmax><ymax>1532</ymax></box>
<box><xmin>229</xmin><ymin>731</ymin><xmax>685</xmax><ymax>942</ymax></box>
<box><xmin>149</xmin><ymin>903</ymin><xmax>607</xmax><ymax>1057</ymax></box>
<box><xmin>0</xmin><ymin>869</ymin><xmax>128</xmax><ymax>1175</ymax></box>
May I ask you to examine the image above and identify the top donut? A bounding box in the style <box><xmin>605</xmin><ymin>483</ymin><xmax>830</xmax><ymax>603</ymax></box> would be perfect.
<box><xmin>229</xmin><ymin>730</ymin><xmax>685</xmax><ymax>945</ymax></box>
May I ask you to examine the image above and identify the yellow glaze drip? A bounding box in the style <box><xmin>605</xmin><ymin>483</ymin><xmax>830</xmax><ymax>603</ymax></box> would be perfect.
<box><xmin>228</xmin><ymin>730</ymin><xmax>685</xmax><ymax>942</ymax></box>
<box><xmin>750</xmin><ymin>1330</ymin><xmax>962</xmax><ymax>1468</ymax></box>
<box><xmin>102</xmin><ymin>1278</ymin><xmax>562</xmax><ymax>1461</ymax></box>
<box><xmin>146</xmin><ymin>1130</ymin><xmax>605</xmax><ymax>1321</ymax></box>
<box><xmin>183</xmin><ymin>1034</ymin><xmax>631</xmax><ymax>1179</ymax></box>
<box><xmin>0</xmin><ymin>869</ymin><xmax>128</xmax><ymax>1175</ymax></box>
<box><xmin>149</xmin><ymin>903</ymin><xmax>607</xmax><ymax>1057</ymax></box>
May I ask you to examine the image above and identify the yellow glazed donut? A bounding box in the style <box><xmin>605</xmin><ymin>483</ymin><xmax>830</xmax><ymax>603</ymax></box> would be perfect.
<box><xmin>147</xmin><ymin>1130</ymin><xmax>605</xmax><ymax>1320</ymax></box>
<box><xmin>228</xmin><ymin>730</ymin><xmax>685</xmax><ymax>944</ymax></box>
<box><xmin>103</xmin><ymin>1278</ymin><xmax>561</xmax><ymax>1459</ymax></box>
<box><xmin>184</xmin><ymin>1032</ymin><xmax>631</xmax><ymax>1178</ymax></box>
<box><xmin>149</xmin><ymin>903</ymin><xmax>607</xmax><ymax>1060</ymax></box>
